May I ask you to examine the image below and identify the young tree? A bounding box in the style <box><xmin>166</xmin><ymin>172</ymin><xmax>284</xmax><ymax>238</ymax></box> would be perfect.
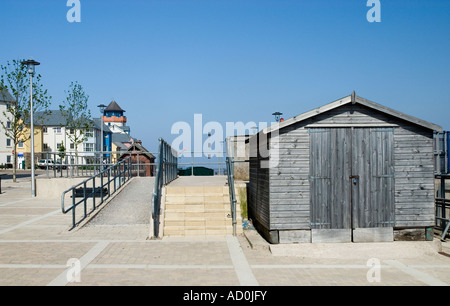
<box><xmin>58</xmin><ymin>140</ymin><xmax>66</xmax><ymax>161</ymax></box>
<box><xmin>0</xmin><ymin>59</ymin><xmax>51</xmax><ymax>182</ymax></box>
<box><xmin>59</xmin><ymin>81</ymin><xmax>91</xmax><ymax>163</ymax></box>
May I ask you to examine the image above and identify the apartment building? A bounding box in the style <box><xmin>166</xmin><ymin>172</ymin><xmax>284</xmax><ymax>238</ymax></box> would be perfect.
<box><xmin>0</xmin><ymin>89</ymin><xmax>14</xmax><ymax>166</ymax></box>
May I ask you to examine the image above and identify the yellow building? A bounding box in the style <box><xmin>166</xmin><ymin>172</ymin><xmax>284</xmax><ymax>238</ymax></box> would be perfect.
<box><xmin>16</xmin><ymin>122</ymin><xmax>44</xmax><ymax>169</ymax></box>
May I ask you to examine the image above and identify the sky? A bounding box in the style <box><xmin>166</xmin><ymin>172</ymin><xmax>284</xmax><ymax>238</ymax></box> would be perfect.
<box><xmin>1</xmin><ymin>0</ymin><xmax>449</xmax><ymax>158</ymax></box>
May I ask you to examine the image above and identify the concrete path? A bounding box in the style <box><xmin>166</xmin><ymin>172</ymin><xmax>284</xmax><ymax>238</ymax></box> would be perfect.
<box><xmin>0</xmin><ymin>176</ymin><xmax>450</xmax><ymax>288</ymax></box>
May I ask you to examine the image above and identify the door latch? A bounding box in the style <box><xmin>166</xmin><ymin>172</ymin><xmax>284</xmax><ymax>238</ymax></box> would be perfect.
<box><xmin>349</xmin><ymin>175</ymin><xmax>359</xmax><ymax>184</ymax></box>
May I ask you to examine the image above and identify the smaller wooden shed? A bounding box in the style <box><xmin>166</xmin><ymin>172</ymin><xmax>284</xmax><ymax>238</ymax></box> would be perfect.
<box><xmin>249</xmin><ymin>92</ymin><xmax>442</xmax><ymax>243</ymax></box>
<box><xmin>119</xmin><ymin>141</ymin><xmax>155</xmax><ymax>177</ymax></box>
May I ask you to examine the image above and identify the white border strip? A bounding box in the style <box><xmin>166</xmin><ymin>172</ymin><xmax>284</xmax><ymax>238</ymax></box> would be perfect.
<box><xmin>0</xmin><ymin>210</ymin><xmax>60</xmax><ymax>235</ymax></box>
<box><xmin>385</xmin><ymin>260</ymin><xmax>448</xmax><ymax>286</ymax></box>
<box><xmin>47</xmin><ymin>241</ymin><xmax>109</xmax><ymax>286</ymax></box>
<box><xmin>226</xmin><ymin>235</ymin><xmax>258</xmax><ymax>286</ymax></box>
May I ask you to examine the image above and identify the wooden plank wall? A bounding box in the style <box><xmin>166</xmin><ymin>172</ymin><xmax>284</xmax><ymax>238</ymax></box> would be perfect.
<box><xmin>269</xmin><ymin>123</ymin><xmax>310</xmax><ymax>230</ymax></box>
<box><xmin>248</xmin><ymin>136</ymin><xmax>271</xmax><ymax>230</ymax></box>
<box><xmin>393</xmin><ymin>124</ymin><xmax>435</xmax><ymax>227</ymax></box>
<box><xmin>249</xmin><ymin>103</ymin><xmax>435</xmax><ymax>234</ymax></box>
<box><xmin>351</xmin><ymin>128</ymin><xmax>395</xmax><ymax>228</ymax></box>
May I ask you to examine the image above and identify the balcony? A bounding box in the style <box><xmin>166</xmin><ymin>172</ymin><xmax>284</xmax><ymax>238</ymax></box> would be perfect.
<box><xmin>102</xmin><ymin>116</ymin><xmax>127</xmax><ymax>123</ymax></box>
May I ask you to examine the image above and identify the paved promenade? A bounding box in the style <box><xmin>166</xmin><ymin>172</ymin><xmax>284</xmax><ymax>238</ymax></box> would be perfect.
<box><xmin>0</xmin><ymin>175</ymin><xmax>450</xmax><ymax>288</ymax></box>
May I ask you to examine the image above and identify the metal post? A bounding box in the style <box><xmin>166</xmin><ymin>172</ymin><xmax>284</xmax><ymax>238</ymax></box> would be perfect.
<box><xmin>226</xmin><ymin>156</ymin><xmax>237</xmax><ymax>236</ymax></box>
<box><xmin>72</xmin><ymin>188</ymin><xmax>76</xmax><ymax>228</ymax></box>
<box><xmin>152</xmin><ymin>138</ymin><xmax>164</xmax><ymax>238</ymax></box>
<box><xmin>100</xmin><ymin>121</ymin><xmax>103</xmax><ymax>172</ymax></box>
<box><xmin>83</xmin><ymin>181</ymin><xmax>87</xmax><ymax>218</ymax></box>
<box><xmin>30</xmin><ymin>74</ymin><xmax>36</xmax><ymax>197</ymax></box>
<box><xmin>137</xmin><ymin>152</ymin><xmax>140</xmax><ymax>177</ymax></box>
<box><xmin>445</xmin><ymin>131</ymin><xmax>449</xmax><ymax>174</ymax></box>
<box><xmin>92</xmin><ymin>176</ymin><xmax>96</xmax><ymax>210</ymax></box>
<box><xmin>53</xmin><ymin>152</ymin><xmax>56</xmax><ymax>178</ymax></box>
<box><xmin>100</xmin><ymin>170</ymin><xmax>104</xmax><ymax>204</ymax></box>
<box><xmin>107</xmin><ymin>167</ymin><xmax>111</xmax><ymax>198</ymax></box>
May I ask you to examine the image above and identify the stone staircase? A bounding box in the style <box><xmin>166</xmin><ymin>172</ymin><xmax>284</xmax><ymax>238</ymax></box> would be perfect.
<box><xmin>163</xmin><ymin>185</ymin><xmax>243</xmax><ymax>236</ymax></box>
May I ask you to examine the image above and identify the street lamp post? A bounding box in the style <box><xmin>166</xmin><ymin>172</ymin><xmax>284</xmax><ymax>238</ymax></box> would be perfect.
<box><xmin>22</xmin><ymin>59</ymin><xmax>40</xmax><ymax>197</ymax></box>
<box><xmin>272</xmin><ymin>112</ymin><xmax>283</xmax><ymax>123</ymax></box>
<box><xmin>97</xmin><ymin>104</ymin><xmax>106</xmax><ymax>171</ymax></box>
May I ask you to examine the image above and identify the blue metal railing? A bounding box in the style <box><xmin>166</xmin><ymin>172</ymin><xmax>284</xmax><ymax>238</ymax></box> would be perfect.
<box><xmin>61</xmin><ymin>156</ymin><xmax>132</xmax><ymax>229</ymax></box>
<box><xmin>151</xmin><ymin>138</ymin><xmax>178</xmax><ymax>238</ymax></box>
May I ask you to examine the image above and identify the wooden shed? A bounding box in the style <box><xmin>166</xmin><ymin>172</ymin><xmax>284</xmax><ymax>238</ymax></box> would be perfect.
<box><xmin>118</xmin><ymin>141</ymin><xmax>155</xmax><ymax>177</ymax></box>
<box><xmin>248</xmin><ymin>92</ymin><xmax>442</xmax><ymax>243</ymax></box>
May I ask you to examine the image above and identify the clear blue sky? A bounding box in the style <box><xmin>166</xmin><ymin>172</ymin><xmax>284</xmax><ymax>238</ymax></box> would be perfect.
<box><xmin>1</xmin><ymin>0</ymin><xmax>449</xmax><ymax>154</ymax></box>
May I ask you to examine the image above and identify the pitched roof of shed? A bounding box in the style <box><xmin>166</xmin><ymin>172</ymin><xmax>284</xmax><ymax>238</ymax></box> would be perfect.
<box><xmin>262</xmin><ymin>92</ymin><xmax>442</xmax><ymax>135</ymax></box>
<box><xmin>119</xmin><ymin>142</ymin><xmax>155</xmax><ymax>160</ymax></box>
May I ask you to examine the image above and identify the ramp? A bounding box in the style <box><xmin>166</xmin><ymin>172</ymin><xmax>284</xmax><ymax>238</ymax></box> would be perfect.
<box><xmin>86</xmin><ymin>177</ymin><xmax>154</xmax><ymax>226</ymax></box>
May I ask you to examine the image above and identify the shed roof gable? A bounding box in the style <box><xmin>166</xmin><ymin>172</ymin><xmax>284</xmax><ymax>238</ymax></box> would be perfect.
<box><xmin>263</xmin><ymin>92</ymin><xmax>442</xmax><ymax>134</ymax></box>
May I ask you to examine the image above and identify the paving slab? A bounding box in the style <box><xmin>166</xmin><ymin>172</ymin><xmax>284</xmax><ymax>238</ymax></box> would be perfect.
<box><xmin>0</xmin><ymin>177</ymin><xmax>449</xmax><ymax>288</ymax></box>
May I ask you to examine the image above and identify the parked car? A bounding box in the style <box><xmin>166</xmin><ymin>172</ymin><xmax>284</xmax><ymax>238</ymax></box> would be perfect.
<box><xmin>55</xmin><ymin>161</ymin><xmax>67</xmax><ymax>170</ymax></box>
<box><xmin>37</xmin><ymin>159</ymin><xmax>55</xmax><ymax>169</ymax></box>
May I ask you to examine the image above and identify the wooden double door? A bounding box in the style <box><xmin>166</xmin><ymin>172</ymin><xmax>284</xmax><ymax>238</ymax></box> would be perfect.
<box><xmin>309</xmin><ymin>128</ymin><xmax>395</xmax><ymax>240</ymax></box>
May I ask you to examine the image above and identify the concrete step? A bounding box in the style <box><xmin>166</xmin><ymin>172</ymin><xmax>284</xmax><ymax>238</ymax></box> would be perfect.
<box><xmin>162</xmin><ymin>184</ymin><xmax>243</xmax><ymax>237</ymax></box>
<box><xmin>165</xmin><ymin>186</ymin><xmax>230</xmax><ymax>195</ymax></box>
<box><xmin>164</xmin><ymin>226</ymin><xmax>240</xmax><ymax>236</ymax></box>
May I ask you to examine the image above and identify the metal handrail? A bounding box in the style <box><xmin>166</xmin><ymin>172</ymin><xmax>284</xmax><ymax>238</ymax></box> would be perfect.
<box><xmin>32</xmin><ymin>150</ymin><xmax>158</xmax><ymax>178</ymax></box>
<box><xmin>225</xmin><ymin>138</ymin><xmax>237</xmax><ymax>236</ymax></box>
<box><xmin>226</xmin><ymin>156</ymin><xmax>237</xmax><ymax>236</ymax></box>
<box><xmin>435</xmin><ymin>174</ymin><xmax>450</xmax><ymax>241</ymax></box>
<box><xmin>151</xmin><ymin>138</ymin><xmax>178</xmax><ymax>238</ymax></box>
<box><xmin>436</xmin><ymin>197</ymin><xmax>450</xmax><ymax>241</ymax></box>
<box><xmin>61</xmin><ymin>156</ymin><xmax>132</xmax><ymax>229</ymax></box>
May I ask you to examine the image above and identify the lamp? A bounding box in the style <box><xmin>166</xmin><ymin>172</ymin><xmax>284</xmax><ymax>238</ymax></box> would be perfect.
<box><xmin>22</xmin><ymin>59</ymin><xmax>40</xmax><ymax>197</ymax></box>
<box><xmin>272</xmin><ymin>112</ymin><xmax>283</xmax><ymax>123</ymax></box>
<box><xmin>97</xmin><ymin>104</ymin><xmax>107</xmax><ymax>170</ymax></box>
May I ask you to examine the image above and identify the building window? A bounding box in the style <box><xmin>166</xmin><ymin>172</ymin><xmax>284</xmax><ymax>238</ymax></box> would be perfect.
<box><xmin>6</xmin><ymin>121</ymin><xmax>11</xmax><ymax>129</ymax></box>
<box><xmin>43</xmin><ymin>127</ymin><xmax>47</xmax><ymax>133</ymax></box>
<box><xmin>70</xmin><ymin>143</ymin><xmax>75</xmax><ymax>149</ymax></box>
<box><xmin>85</xmin><ymin>129</ymin><xmax>94</xmax><ymax>138</ymax></box>
<box><xmin>43</xmin><ymin>143</ymin><xmax>49</xmax><ymax>150</ymax></box>
<box><xmin>84</xmin><ymin>143</ymin><xmax>94</xmax><ymax>152</ymax></box>
<box><xmin>57</xmin><ymin>143</ymin><xmax>62</xmax><ymax>150</ymax></box>
<box><xmin>55</xmin><ymin>127</ymin><xmax>62</xmax><ymax>134</ymax></box>
<box><xmin>6</xmin><ymin>155</ymin><xmax>11</xmax><ymax>163</ymax></box>
<box><xmin>18</xmin><ymin>141</ymin><xmax>24</xmax><ymax>148</ymax></box>
<box><xmin>6</xmin><ymin>139</ymin><xmax>11</xmax><ymax>147</ymax></box>
<box><xmin>70</xmin><ymin>128</ymin><xmax>75</xmax><ymax>135</ymax></box>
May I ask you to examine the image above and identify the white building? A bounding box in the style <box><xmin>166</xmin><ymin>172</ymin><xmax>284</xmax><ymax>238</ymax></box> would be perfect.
<box><xmin>0</xmin><ymin>89</ymin><xmax>14</xmax><ymax>166</ymax></box>
<box><xmin>35</xmin><ymin>110</ymin><xmax>108</xmax><ymax>165</ymax></box>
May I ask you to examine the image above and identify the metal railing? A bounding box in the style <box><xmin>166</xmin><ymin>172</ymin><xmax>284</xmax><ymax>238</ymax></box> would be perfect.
<box><xmin>151</xmin><ymin>138</ymin><xmax>178</xmax><ymax>238</ymax></box>
<box><xmin>61</xmin><ymin>156</ymin><xmax>132</xmax><ymax>229</ymax></box>
<box><xmin>226</xmin><ymin>156</ymin><xmax>237</xmax><ymax>236</ymax></box>
<box><xmin>22</xmin><ymin>150</ymin><xmax>157</xmax><ymax>178</ymax></box>
<box><xmin>224</xmin><ymin>138</ymin><xmax>238</xmax><ymax>236</ymax></box>
<box><xmin>177</xmin><ymin>151</ymin><xmax>226</xmax><ymax>176</ymax></box>
<box><xmin>436</xmin><ymin>174</ymin><xmax>450</xmax><ymax>241</ymax></box>
<box><xmin>434</xmin><ymin>131</ymin><xmax>449</xmax><ymax>174</ymax></box>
